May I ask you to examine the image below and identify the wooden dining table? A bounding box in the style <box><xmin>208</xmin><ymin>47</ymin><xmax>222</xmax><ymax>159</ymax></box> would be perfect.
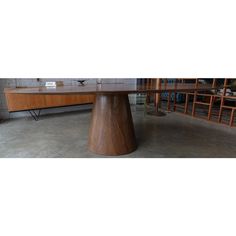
<box><xmin>7</xmin><ymin>82</ymin><xmax>215</xmax><ymax>156</ymax></box>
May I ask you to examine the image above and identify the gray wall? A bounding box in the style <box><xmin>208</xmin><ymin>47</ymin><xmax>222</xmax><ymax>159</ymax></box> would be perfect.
<box><xmin>0</xmin><ymin>79</ymin><xmax>137</xmax><ymax>120</ymax></box>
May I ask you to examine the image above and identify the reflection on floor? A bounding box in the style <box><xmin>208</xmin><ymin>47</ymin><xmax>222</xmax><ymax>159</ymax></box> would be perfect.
<box><xmin>0</xmin><ymin>107</ymin><xmax>235</xmax><ymax>158</ymax></box>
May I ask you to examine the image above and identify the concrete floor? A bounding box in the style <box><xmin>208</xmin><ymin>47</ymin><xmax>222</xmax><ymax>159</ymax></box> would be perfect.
<box><xmin>0</xmin><ymin>107</ymin><xmax>236</xmax><ymax>158</ymax></box>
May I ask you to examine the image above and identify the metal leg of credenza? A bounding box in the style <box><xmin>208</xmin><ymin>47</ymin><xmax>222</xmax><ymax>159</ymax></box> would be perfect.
<box><xmin>28</xmin><ymin>109</ymin><xmax>41</xmax><ymax>121</ymax></box>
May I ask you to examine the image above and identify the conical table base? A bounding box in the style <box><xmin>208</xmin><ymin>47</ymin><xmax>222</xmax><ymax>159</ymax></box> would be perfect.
<box><xmin>88</xmin><ymin>94</ymin><xmax>137</xmax><ymax>156</ymax></box>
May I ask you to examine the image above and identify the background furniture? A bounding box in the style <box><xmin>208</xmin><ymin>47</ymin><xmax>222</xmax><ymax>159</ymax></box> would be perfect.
<box><xmin>138</xmin><ymin>78</ymin><xmax>235</xmax><ymax>127</ymax></box>
<box><xmin>169</xmin><ymin>79</ymin><xmax>235</xmax><ymax>127</ymax></box>
<box><xmin>4</xmin><ymin>88</ymin><xmax>95</xmax><ymax>120</ymax></box>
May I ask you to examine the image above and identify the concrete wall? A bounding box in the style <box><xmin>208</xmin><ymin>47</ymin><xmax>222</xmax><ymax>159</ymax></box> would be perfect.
<box><xmin>0</xmin><ymin>79</ymin><xmax>137</xmax><ymax>120</ymax></box>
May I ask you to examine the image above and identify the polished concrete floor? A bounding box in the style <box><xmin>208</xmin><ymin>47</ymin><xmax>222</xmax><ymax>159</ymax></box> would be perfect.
<box><xmin>0</xmin><ymin>107</ymin><xmax>236</xmax><ymax>158</ymax></box>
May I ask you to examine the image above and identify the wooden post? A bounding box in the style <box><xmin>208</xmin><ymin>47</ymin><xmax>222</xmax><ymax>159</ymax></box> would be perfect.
<box><xmin>155</xmin><ymin>78</ymin><xmax>162</xmax><ymax>112</ymax></box>
<box><xmin>218</xmin><ymin>79</ymin><xmax>228</xmax><ymax>123</ymax></box>
<box><xmin>173</xmin><ymin>79</ymin><xmax>178</xmax><ymax>111</ymax></box>
<box><xmin>192</xmin><ymin>79</ymin><xmax>199</xmax><ymax>116</ymax></box>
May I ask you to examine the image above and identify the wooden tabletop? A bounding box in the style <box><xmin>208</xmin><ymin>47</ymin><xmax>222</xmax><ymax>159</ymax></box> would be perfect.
<box><xmin>5</xmin><ymin>83</ymin><xmax>216</xmax><ymax>95</ymax></box>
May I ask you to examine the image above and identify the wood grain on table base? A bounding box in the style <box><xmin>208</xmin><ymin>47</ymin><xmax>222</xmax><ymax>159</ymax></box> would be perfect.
<box><xmin>88</xmin><ymin>94</ymin><xmax>137</xmax><ymax>155</ymax></box>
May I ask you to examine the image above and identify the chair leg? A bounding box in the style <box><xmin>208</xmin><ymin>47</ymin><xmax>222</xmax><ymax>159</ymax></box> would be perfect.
<box><xmin>230</xmin><ymin>109</ymin><xmax>235</xmax><ymax>127</ymax></box>
<box><xmin>218</xmin><ymin>105</ymin><xmax>224</xmax><ymax>123</ymax></box>
<box><xmin>208</xmin><ymin>96</ymin><xmax>213</xmax><ymax>120</ymax></box>
<box><xmin>173</xmin><ymin>92</ymin><xmax>177</xmax><ymax>112</ymax></box>
<box><xmin>167</xmin><ymin>92</ymin><xmax>171</xmax><ymax>111</ymax></box>
<box><xmin>184</xmin><ymin>93</ymin><xmax>189</xmax><ymax>114</ymax></box>
<box><xmin>192</xmin><ymin>93</ymin><xmax>197</xmax><ymax>116</ymax></box>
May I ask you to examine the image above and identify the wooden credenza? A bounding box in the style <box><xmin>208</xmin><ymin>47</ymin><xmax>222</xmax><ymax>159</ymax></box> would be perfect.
<box><xmin>4</xmin><ymin>88</ymin><xmax>95</xmax><ymax>112</ymax></box>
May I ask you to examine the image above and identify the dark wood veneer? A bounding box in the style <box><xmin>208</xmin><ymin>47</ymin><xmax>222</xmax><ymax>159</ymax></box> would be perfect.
<box><xmin>89</xmin><ymin>94</ymin><xmax>136</xmax><ymax>155</ymax></box>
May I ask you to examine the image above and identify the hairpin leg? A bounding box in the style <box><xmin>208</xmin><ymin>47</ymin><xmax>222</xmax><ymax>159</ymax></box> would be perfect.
<box><xmin>28</xmin><ymin>109</ymin><xmax>41</xmax><ymax>121</ymax></box>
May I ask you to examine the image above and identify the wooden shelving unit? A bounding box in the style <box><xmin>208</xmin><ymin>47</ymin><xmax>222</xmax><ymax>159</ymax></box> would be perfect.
<box><xmin>171</xmin><ymin>78</ymin><xmax>235</xmax><ymax>127</ymax></box>
<box><xmin>173</xmin><ymin>79</ymin><xmax>195</xmax><ymax>114</ymax></box>
<box><xmin>143</xmin><ymin>78</ymin><xmax>235</xmax><ymax>128</ymax></box>
<box><xmin>218</xmin><ymin>79</ymin><xmax>236</xmax><ymax>127</ymax></box>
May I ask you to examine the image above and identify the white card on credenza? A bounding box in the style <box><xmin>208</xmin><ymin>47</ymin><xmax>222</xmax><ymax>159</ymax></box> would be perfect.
<box><xmin>45</xmin><ymin>82</ymin><xmax>57</xmax><ymax>87</ymax></box>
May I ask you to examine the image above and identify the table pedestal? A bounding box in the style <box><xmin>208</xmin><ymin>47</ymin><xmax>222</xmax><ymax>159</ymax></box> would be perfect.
<box><xmin>88</xmin><ymin>94</ymin><xmax>137</xmax><ymax>155</ymax></box>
